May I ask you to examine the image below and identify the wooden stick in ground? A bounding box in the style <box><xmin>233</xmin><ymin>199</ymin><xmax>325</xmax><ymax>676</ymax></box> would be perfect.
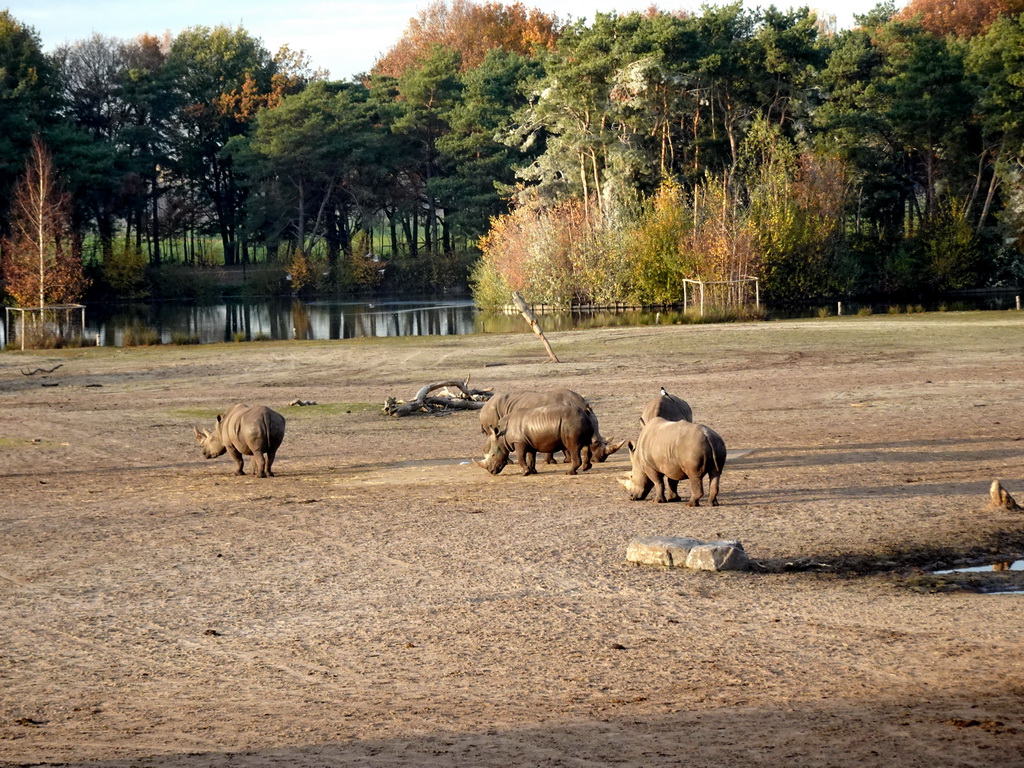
<box><xmin>511</xmin><ymin>292</ymin><xmax>559</xmax><ymax>363</ymax></box>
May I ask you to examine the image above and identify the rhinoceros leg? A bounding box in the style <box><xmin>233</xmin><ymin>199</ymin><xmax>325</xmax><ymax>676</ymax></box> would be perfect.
<box><xmin>687</xmin><ymin>475</ymin><xmax>705</xmax><ymax>507</ymax></box>
<box><xmin>649</xmin><ymin>471</ymin><xmax>667</xmax><ymax>502</ymax></box>
<box><xmin>226</xmin><ymin>446</ymin><xmax>245</xmax><ymax>476</ymax></box>
<box><xmin>545</xmin><ymin>452</ymin><xmax>559</xmax><ymax>465</ymax></box>
<box><xmin>565</xmin><ymin>446</ymin><xmax>583</xmax><ymax>475</ymax></box>
<box><xmin>265</xmin><ymin>449</ymin><xmax>276</xmax><ymax>477</ymax></box>
<box><xmin>707</xmin><ymin>473</ymin><xmax>720</xmax><ymax>506</ymax></box>
<box><xmin>251</xmin><ymin>451</ymin><xmax>268</xmax><ymax>478</ymax></box>
<box><xmin>577</xmin><ymin>444</ymin><xmax>592</xmax><ymax>472</ymax></box>
<box><xmin>516</xmin><ymin>443</ymin><xmax>537</xmax><ymax>475</ymax></box>
<box><xmin>665</xmin><ymin>477</ymin><xmax>681</xmax><ymax>502</ymax></box>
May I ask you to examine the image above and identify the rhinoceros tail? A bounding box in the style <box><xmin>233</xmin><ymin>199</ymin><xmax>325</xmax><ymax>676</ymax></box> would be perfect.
<box><xmin>701</xmin><ymin>425</ymin><xmax>721</xmax><ymax>476</ymax></box>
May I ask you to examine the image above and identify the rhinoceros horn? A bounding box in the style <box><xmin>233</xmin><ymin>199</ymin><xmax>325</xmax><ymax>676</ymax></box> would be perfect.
<box><xmin>472</xmin><ymin>458</ymin><xmax>487</xmax><ymax>469</ymax></box>
<box><xmin>604</xmin><ymin>438</ymin><xmax>627</xmax><ymax>456</ymax></box>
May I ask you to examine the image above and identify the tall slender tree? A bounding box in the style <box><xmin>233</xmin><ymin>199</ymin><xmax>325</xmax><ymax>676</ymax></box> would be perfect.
<box><xmin>1</xmin><ymin>136</ymin><xmax>87</xmax><ymax>307</ymax></box>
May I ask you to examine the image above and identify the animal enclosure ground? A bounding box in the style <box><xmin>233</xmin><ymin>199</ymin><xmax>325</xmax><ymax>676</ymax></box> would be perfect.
<box><xmin>1</xmin><ymin>313</ymin><xmax>1023</xmax><ymax>767</ymax></box>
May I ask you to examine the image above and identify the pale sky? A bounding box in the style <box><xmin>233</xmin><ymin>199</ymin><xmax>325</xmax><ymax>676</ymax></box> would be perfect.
<box><xmin>11</xmin><ymin>0</ymin><xmax>898</xmax><ymax>81</ymax></box>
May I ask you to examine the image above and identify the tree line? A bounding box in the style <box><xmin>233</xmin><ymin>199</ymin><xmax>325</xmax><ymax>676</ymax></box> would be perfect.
<box><xmin>2</xmin><ymin>0</ymin><xmax>1024</xmax><ymax>308</ymax></box>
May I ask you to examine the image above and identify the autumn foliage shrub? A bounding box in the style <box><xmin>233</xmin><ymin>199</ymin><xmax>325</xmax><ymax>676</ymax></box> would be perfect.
<box><xmin>472</xmin><ymin>124</ymin><xmax>855</xmax><ymax>311</ymax></box>
<box><xmin>474</xmin><ymin>197</ymin><xmax>625</xmax><ymax>308</ymax></box>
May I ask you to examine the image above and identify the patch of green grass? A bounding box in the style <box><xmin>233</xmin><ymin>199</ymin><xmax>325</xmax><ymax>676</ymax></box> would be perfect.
<box><xmin>169</xmin><ymin>407</ymin><xmax>224</xmax><ymax>421</ymax></box>
<box><xmin>284</xmin><ymin>402</ymin><xmax>378</xmax><ymax>418</ymax></box>
<box><xmin>170</xmin><ymin>332</ymin><xmax>201</xmax><ymax>345</ymax></box>
<box><xmin>0</xmin><ymin>437</ymin><xmax>49</xmax><ymax>448</ymax></box>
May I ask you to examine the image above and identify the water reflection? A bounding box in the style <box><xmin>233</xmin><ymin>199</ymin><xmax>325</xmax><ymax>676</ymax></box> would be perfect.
<box><xmin>935</xmin><ymin>560</ymin><xmax>1024</xmax><ymax>574</ymax></box>
<box><xmin>80</xmin><ymin>299</ymin><xmax>696</xmax><ymax>346</ymax></box>
<box><xmin>83</xmin><ymin>298</ymin><xmax>482</xmax><ymax>346</ymax></box>
<box><xmin>4</xmin><ymin>290</ymin><xmax>1021</xmax><ymax>347</ymax></box>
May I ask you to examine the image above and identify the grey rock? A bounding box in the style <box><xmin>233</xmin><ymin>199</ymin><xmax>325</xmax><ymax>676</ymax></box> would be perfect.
<box><xmin>685</xmin><ymin>541</ymin><xmax>749</xmax><ymax>571</ymax></box>
<box><xmin>626</xmin><ymin>536</ymin><xmax>748</xmax><ymax>571</ymax></box>
<box><xmin>626</xmin><ymin>536</ymin><xmax>708</xmax><ymax>567</ymax></box>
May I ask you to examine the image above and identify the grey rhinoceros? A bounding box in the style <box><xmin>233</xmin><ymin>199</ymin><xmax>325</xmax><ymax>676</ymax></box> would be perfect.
<box><xmin>640</xmin><ymin>388</ymin><xmax>693</xmax><ymax>425</ymax></box>
<box><xmin>479</xmin><ymin>388</ymin><xmax>623</xmax><ymax>465</ymax></box>
<box><xmin>474</xmin><ymin>403</ymin><xmax>595</xmax><ymax>476</ymax></box>
<box><xmin>194</xmin><ymin>404</ymin><xmax>286</xmax><ymax>478</ymax></box>
<box><xmin>619</xmin><ymin>416</ymin><xmax>726</xmax><ymax>505</ymax></box>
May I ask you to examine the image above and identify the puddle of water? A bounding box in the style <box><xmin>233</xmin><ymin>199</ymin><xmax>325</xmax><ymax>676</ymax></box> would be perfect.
<box><xmin>931</xmin><ymin>560</ymin><xmax>1024</xmax><ymax>594</ymax></box>
<box><xmin>934</xmin><ymin>560</ymin><xmax>1024</xmax><ymax>574</ymax></box>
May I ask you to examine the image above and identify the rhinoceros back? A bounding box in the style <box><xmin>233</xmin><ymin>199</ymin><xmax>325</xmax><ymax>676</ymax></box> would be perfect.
<box><xmin>220</xmin><ymin>404</ymin><xmax>286</xmax><ymax>455</ymax></box>
<box><xmin>504</xmin><ymin>403</ymin><xmax>593</xmax><ymax>453</ymax></box>
<box><xmin>641</xmin><ymin>393</ymin><xmax>693</xmax><ymax>424</ymax></box>
<box><xmin>637</xmin><ymin>417</ymin><xmax>722</xmax><ymax>477</ymax></box>
<box><xmin>481</xmin><ymin>388</ymin><xmax>589</xmax><ymax>432</ymax></box>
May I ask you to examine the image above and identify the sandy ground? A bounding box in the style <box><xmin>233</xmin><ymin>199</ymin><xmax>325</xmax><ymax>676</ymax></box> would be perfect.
<box><xmin>1</xmin><ymin>313</ymin><xmax>1024</xmax><ymax>767</ymax></box>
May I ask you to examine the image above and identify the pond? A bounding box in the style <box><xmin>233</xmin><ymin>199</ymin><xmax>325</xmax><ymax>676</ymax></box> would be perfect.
<box><xmin>2</xmin><ymin>290</ymin><xmax>1022</xmax><ymax>348</ymax></box>
<box><xmin>14</xmin><ymin>297</ymin><xmax>711</xmax><ymax>347</ymax></box>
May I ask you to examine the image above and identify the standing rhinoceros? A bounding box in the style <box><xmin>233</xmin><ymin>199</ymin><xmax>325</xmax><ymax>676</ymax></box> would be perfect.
<box><xmin>619</xmin><ymin>416</ymin><xmax>726</xmax><ymax>505</ymax></box>
<box><xmin>194</xmin><ymin>404</ymin><xmax>286</xmax><ymax>478</ymax></box>
<box><xmin>479</xmin><ymin>388</ymin><xmax>623</xmax><ymax>465</ymax></box>
<box><xmin>640</xmin><ymin>388</ymin><xmax>693</xmax><ymax>425</ymax></box>
<box><xmin>474</xmin><ymin>403</ymin><xmax>595</xmax><ymax>476</ymax></box>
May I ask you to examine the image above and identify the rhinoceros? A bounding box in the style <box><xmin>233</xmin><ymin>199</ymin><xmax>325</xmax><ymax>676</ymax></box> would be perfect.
<box><xmin>640</xmin><ymin>388</ymin><xmax>693</xmax><ymax>425</ymax></box>
<box><xmin>194</xmin><ymin>404</ymin><xmax>286</xmax><ymax>478</ymax></box>
<box><xmin>479</xmin><ymin>388</ymin><xmax>623</xmax><ymax>465</ymax></box>
<box><xmin>619</xmin><ymin>416</ymin><xmax>726</xmax><ymax>505</ymax></box>
<box><xmin>474</xmin><ymin>403</ymin><xmax>595</xmax><ymax>476</ymax></box>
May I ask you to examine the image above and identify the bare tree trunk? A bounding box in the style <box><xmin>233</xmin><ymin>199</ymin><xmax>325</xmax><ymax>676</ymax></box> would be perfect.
<box><xmin>512</xmin><ymin>291</ymin><xmax>559</xmax><ymax>363</ymax></box>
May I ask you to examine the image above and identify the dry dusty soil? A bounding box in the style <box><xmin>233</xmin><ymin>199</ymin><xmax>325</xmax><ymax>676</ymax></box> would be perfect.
<box><xmin>2</xmin><ymin>313</ymin><xmax>1024</xmax><ymax>767</ymax></box>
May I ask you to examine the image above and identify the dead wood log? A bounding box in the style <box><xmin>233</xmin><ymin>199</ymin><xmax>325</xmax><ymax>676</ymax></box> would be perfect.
<box><xmin>22</xmin><ymin>364</ymin><xmax>63</xmax><ymax>376</ymax></box>
<box><xmin>385</xmin><ymin>378</ymin><xmax>493</xmax><ymax>417</ymax></box>
<box><xmin>511</xmin><ymin>292</ymin><xmax>559</xmax><ymax>363</ymax></box>
<box><xmin>990</xmin><ymin>479</ymin><xmax>1020</xmax><ymax>510</ymax></box>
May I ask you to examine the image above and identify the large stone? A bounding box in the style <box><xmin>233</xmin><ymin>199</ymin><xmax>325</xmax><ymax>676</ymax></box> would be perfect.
<box><xmin>626</xmin><ymin>536</ymin><xmax>749</xmax><ymax>571</ymax></box>
<box><xmin>685</xmin><ymin>541</ymin><xmax>750</xmax><ymax>571</ymax></box>
<box><xmin>626</xmin><ymin>536</ymin><xmax>706</xmax><ymax>567</ymax></box>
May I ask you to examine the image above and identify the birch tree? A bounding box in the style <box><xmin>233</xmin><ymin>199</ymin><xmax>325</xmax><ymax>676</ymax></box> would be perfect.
<box><xmin>1</xmin><ymin>136</ymin><xmax>87</xmax><ymax>306</ymax></box>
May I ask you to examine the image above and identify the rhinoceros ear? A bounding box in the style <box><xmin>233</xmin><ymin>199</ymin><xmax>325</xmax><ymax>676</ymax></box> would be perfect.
<box><xmin>626</xmin><ymin>440</ymin><xmax>636</xmax><ymax>454</ymax></box>
<box><xmin>216</xmin><ymin>414</ymin><xmax>223</xmax><ymax>424</ymax></box>
<box><xmin>193</xmin><ymin>426</ymin><xmax>202</xmax><ymax>440</ymax></box>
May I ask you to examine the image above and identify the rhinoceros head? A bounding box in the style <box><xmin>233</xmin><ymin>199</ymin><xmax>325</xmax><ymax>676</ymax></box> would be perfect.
<box><xmin>194</xmin><ymin>418</ymin><xmax>227</xmax><ymax>460</ymax></box>
<box><xmin>473</xmin><ymin>426</ymin><xmax>510</xmax><ymax>475</ymax></box>
<box><xmin>617</xmin><ymin>440</ymin><xmax>652</xmax><ymax>500</ymax></box>
<box><xmin>590</xmin><ymin>436</ymin><xmax>626</xmax><ymax>463</ymax></box>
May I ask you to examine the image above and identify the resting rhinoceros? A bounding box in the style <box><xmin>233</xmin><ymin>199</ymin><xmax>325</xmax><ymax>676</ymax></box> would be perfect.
<box><xmin>474</xmin><ymin>403</ymin><xmax>595</xmax><ymax>476</ymax></box>
<box><xmin>480</xmin><ymin>388</ymin><xmax>623</xmax><ymax>464</ymax></box>
<box><xmin>194</xmin><ymin>404</ymin><xmax>286</xmax><ymax>478</ymax></box>
<box><xmin>640</xmin><ymin>388</ymin><xmax>693</xmax><ymax>425</ymax></box>
<box><xmin>619</xmin><ymin>416</ymin><xmax>726</xmax><ymax>505</ymax></box>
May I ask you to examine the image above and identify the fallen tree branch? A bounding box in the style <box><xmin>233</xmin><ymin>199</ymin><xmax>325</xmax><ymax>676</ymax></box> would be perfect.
<box><xmin>384</xmin><ymin>378</ymin><xmax>493</xmax><ymax>417</ymax></box>
<box><xmin>22</xmin><ymin>364</ymin><xmax>63</xmax><ymax>376</ymax></box>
